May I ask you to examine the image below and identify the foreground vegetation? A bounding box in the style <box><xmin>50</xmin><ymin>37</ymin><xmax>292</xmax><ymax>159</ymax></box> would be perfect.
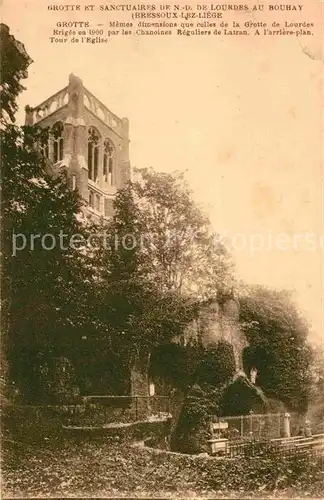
<box><xmin>3</xmin><ymin>436</ymin><xmax>324</xmax><ymax>498</ymax></box>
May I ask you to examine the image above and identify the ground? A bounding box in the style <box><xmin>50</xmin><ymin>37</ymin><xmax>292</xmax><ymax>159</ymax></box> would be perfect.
<box><xmin>2</xmin><ymin>436</ymin><xmax>324</xmax><ymax>498</ymax></box>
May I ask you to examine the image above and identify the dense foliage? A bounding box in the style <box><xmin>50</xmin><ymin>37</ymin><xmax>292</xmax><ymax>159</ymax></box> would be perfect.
<box><xmin>239</xmin><ymin>284</ymin><xmax>313</xmax><ymax>413</ymax></box>
<box><xmin>89</xmin><ymin>169</ymin><xmax>236</xmax><ymax>385</ymax></box>
<box><xmin>171</xmin><ymin>383</ymin><xmax>221</xmax><ymax>454</ymax></box>
<box><xmin>170</xmin><ymin>342</ymin><xmax>236</xmax><ymax>453</ymax></box>
<box><xmin>148</xmin><ymin>343</ymin><xmax>201</xmax><ymax>390</ymax></box>
<box><xmin>2</xmin><ymin>124</ymin><xmax>95</xmax><ymax>402</ymax></box>
<box><xmin>196</xmin><ymin>341</ymin><xmax>236</xmax><ymax>386</ymax></box>
<box><xmin>130</xmin><ymin>167</ymin><xmax>235</xmax><ymax>297</ymax></box>
<box><xmin>89</xmin><ymin>183</ymin><xmax>204</xmax><ymax>375</ymax></box>
<box><xmin>307</xmin><ymin>346</ymin><xmax>324</xmax><ymax>433</ymax></box>
<box><xmin>0</xmin><ymin>24</ymin><xmax>33</xmax><ymax>400</ymax></box>
<box><xmin>0</xmin><ymin>23</ymin><xmax>33</xmax><ymax>124</ymax></box>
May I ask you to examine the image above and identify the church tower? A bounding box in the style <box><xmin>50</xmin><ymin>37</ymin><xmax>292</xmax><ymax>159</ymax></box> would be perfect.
<box><xmin>25</xmin><ymin>73</ymin><xmax>131</xmax><ymax>218</ymax></box>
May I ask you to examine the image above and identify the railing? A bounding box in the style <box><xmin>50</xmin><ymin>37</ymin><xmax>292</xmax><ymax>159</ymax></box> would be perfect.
<box><xmin>270</xmin><ymin>433</ymin><xmax>324</xmax><ymax>457</ymax></box>
<box><xmin>62</xmin><ymin>395</ymin><xmax>171</xmax><ymax>426</ymax></box>
<box><xmin>3</xmin><ymin>396</ymin><xmax>171</xmax><ymax>425</ymax></box>
<box><xmin>210</xmin><ymin>412</ymin><xmax>324</xmax><ymax>459</ymax></box>
<box><xmin>83</xmin><ymin>88</ymin><xmax>124</xmax><ymax>135</ymax></box>
<box><xmin>226</xmin><ymin>434</ymin><xmax>324</xmax><ymax>459</ymax></box>
<box><xmin>32</xmin><ymin>87</ymin><xmax>69</xmax><ymax>124</ymax></box>
<box><xmin>212</xmin><ymin>412</ymin><xmax>299</xmax><ymax>441</ymax></box>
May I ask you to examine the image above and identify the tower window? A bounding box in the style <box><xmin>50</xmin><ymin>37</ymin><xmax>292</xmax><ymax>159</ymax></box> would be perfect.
<box><xmin>89</xmin><ymin>190</ymin><xmax>94</xmax><ymax>208</ymax></box>
<box><xmin>88</xmin><ymin>127</ymin><xmax>100</xmax><ymax>182</ymax></box>
<box><xmin>103</xmin><ymin>139</ymin><xmax>115</xmax><ymax>185</ymax></box>
<box><xmin>41</xmin><ymin>140</ymin><xmax>49</xmax><ymax>159</ymax></box>
<box><xmin>52</xmin><ymin>122</ymin><xmax>64</xmax><ymax>163</ymax></box>
<box><xmin>72</xmin><ymin>175</ymin><xmax>77</xmax><ymax>190</ymax></box>
<box><xmin>88</xmin><ymin>190</ymin><xmax>101</xmax><ymax>212</ymax></box>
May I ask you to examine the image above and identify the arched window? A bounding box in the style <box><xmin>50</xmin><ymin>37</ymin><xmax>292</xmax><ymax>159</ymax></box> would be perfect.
<box><xmin>103</xmin><ymin>139</ymin><xmax>115</xmax><ymax>185</ymax></box>
<box><xmin>41</xmin><ymin>140</ymin><xmax>49</xmax><ymax>159</ymax></box>
<box><xmin>88</xmin><ymin>127</ymin><xmax>100</xmax><ymax>182</ymax></box>
<box><xmin>72</xmin><ymin>175</ymin><xmax>77</xmax><ymax>190</ymax></box>
<box><xmin>52</xmin><ymin>122</ymin><xmax>64</xmax><ymax>163</ymax></box>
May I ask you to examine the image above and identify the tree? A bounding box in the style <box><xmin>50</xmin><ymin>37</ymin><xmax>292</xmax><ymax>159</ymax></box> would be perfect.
<box><xmin>130</xmin><ymin>167</ymin><xmax>234</xmax><ymax>298</ymax></box>
<box><xmin>239</xmin><ymin>284</ymin><xmax>313</xmax><ymax>413</ymax></box>
<box><xmin>91</xmin><ymin>169</ymin><xmax>235</xmax><ymax>368</ymax></box>
<box><xmin>2</xmin><ymin>124</ymin><xmax>96</xmax><ymax>402</ymax></box>
<box><xmin>0</xmin><ymin>24</ymin><xmax>33</xmax><ymax>124</ymax></box>
<box><xmin>0</xmin><ymin>24</ymin><xmax>33</xmax><ymax>401</ymax></box>
<box><xmin>307</xmin><ymin>345</ymin><xmax>324</xmax><ymax>432</ymax></box>
<box><xmin>91</xmin><ymin>185</ymin><xmax>198</xmax><ymax>377</ymax></box>
<box><xmin>83</xmin><ymin>168</ymin><xmax>236</xmax><ymax>397</ymax></box>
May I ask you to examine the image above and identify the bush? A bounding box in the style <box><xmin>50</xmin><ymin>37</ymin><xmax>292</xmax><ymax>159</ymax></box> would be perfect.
<box><xmin>2</xmin><ymin>404</ymin><xmax>64</xmax><ymax>444</ymax></box>
<box><xmin>196</xmin><ymin>341</ymin><xmax>236</xmax><ymax>386</ymax></box>
<box><xmin>149</xmin><ymin>342</ymin><xmax>202</xmax><ymax>390</ymax></box>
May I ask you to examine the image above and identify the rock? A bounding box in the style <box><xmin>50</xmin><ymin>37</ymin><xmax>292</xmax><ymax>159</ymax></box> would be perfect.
<box><xmin>170</xmin><ymin>384</ymin><xmax>216</xmax><ymax>454</ymax></box>
<box><xmin>219</xmin><ymin>374</ymin><xmax>268</xmax><ymax>416</ymax></box>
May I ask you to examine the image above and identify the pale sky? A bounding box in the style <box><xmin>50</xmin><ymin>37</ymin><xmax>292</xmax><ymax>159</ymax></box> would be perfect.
<box><xmin>2</xmin><ymin>0</ymin><xmax>324</xmax><ymax>345</ymax></box>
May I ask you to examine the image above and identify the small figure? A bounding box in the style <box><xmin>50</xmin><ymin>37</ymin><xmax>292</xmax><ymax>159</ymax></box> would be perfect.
<box><xmin>231</xmin><ymin>428</ymin><xmax>240</xmax><ymax>440</ymax></box>
<box><xmin>250</xmin><ymin>367</ymin><xmax>258</xmax><ymax>384</ymax></box>
<box><xmin>304</xmin><ymin>419</ymin><xmax>312</xmax><ymax>438</ymax></box>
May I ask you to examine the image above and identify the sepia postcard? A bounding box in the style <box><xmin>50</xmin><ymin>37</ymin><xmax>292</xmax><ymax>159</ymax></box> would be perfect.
<box><xmin>1</xmin><ymin>0</ymin><xmax>324</xmax><ymax>498</ymax></box>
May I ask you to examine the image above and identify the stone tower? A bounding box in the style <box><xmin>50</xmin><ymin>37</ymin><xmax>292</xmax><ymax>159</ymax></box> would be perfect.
<box><xmin>25</xmin><ymin>73</ymin><xmax>131</xmax><ymax>219</ymax></box>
